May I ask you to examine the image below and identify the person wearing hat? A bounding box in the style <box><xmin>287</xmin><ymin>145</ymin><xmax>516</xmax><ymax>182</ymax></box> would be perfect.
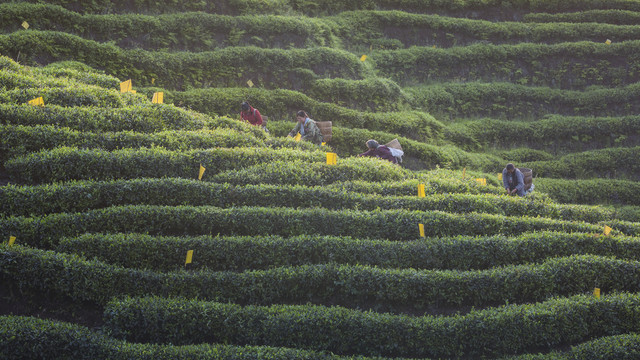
<box><xmin>240</xmin><ymin>101</ymin><xmax>263</xmax><ymax>126</ymax></box>
<box><xmin>502</xmin><ymin>163</ymin><xmax>525</xmax><ymax>196</ymax></box>
<box><xmin>358</xmin><ymin>139</ymin><xmax>398</xmax><ymax>164</ymax></box>
<box><xmin>288</xmin><ymin>110</ymin><xmax>323</xmax><ymax>145</ymax></box>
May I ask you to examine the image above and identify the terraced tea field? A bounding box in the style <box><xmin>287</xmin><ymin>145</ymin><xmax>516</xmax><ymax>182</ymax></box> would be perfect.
<box><xmin>2</xmin><ymin>0</ymin><xmax>640</xmax><ymax>358</ymax></box>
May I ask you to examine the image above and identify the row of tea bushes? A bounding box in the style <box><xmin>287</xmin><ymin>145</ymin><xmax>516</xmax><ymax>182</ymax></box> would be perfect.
<box><xmin>4</xmin><ymin>147</ymin><xmax>327</xmax><ymax>184</ymax></box>
<box><xmin>57</xmin><ymin>231</ymin><xmax>640</xmax><ymax>272</ymax></box>
<box><xmin>407</xmin><ymin>81</ymin><xmax>640</xmax><ymax>120</ymax></box>
<box><xmin>0</xmin><ymin>178</ymin><xmax>612</xmax><ymax>222</ymax></box>
<box><xmin>0</xmin><ymin>316</ymin><xmax>359</xmax><ymax>360</ymax></box>
<box><xmin>450</xmin><ymin>114</ymin><xmax>640</xmax><ymax>152</ymax></box>
<box><xmin>371</xmin><ymin>40</ymin><xmax>640</xmax><ymax>89</ymax></box>
<box><xmin>0</xmin><ymin>3</ymin><xmax>337</xmax><ymax>50</ymax></box>
<box><xmin>103</xmin><ymin>293</ymin><xmax>640</xmax><ymax>358</ymax></box>
<box><xmin>0</xmin><ymin>204</ymin><xmax>612</xmax><ymax>249</ymax></box>
<box><xmin>13</xmin><ymin>0</ymin><xmax>640</xmax><ymax>17</ymax></box>
<box><xmin>2</xmin><ymin>314</ymin><xmax>639</xmax><ymax>360</ymax></box>
<box><xmin>523</xmin><ymin>146</ymin><xmax>640</xmax><ymax>181</ymax></box>
<box><xmin>523</xmin><ymin>9</ymin><xmax>640</xmax><ymax>25</ymax></box>
<box><xmin>0</xmin><ymin>31</ymin><xmax>369</xmax><ymax>91</ymax></box>
<box><xmin>6</xmin><ymin>4</ymin><xmax>640</xmax><ymax>52</ymax></box>
<box><xmin>0</xmin><ymin>125</ymin><xmax>268</xmax><ymax>161</ymax></box>
<box><xmin>3</xmin><ymin>244</ymin><xmax>639</xmax><ymax>311</ymax></box>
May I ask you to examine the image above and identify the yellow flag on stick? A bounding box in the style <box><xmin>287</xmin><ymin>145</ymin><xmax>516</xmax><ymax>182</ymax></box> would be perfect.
<box><xmin>198</xmin><ymin>164</ymin><xmax>206</xmax><ymax>180</ymax></box>
<box><xmin>603</xmin><ymin>225</ymin><xmax>612</xmax><ymax>236</ymax></box>
<box><xmin>326</xmin><ymin>152</ymin><xmax>337</xmax><ymax>165</ymax></box>
<box><xmin>417</xmin><ymin>184</ymin><xmax>426</xmax><ymax>198</ymax></box>
<box><xmin>185</xmin><ymin>250</ymin><xmax>193</xmax><ymax>265</ymax></box>
<box><xmin>8</xmin><ymin>236</ymin><xmax>16</xmax><ymax>246</ymax></box>
<box><xmin>28</xmin><ymin>97</ymin><xmax>44</xmax><ymax>106</ymax></box>
<box><xmin>418</xmin><ymin>224</ymin><xmax>425</xmax><ymax>238</ymax></box>
<box><xmin>152</xmin><ymin>92</ymin><xmax>164</xmax><ymax>104</ymax></box>
<box><xmin>120</xmin><ymin>79</ymin><xmax>132</xmax><ymax>93</ymax></box>
<box><xmin>594</xmin><ymin>287</ymin><xmax>601</xmax><ymax>298</ymax></box>
<box><xmin>294</xmin><ymin>132</ymin><xmax>302</xmax><ymax>142</ymax></box>
<box><xmin>360</xmin><ymin>55</ymin><xmax>367</xmax><ymax>62</ymax></box>
<box><xmin>21</xmin><ymin>21</ymin><xmax>29</xmax><ymax>29</ymax></box>
<box><xmin>247</xmin><ymin>79</ymin><xmax>254</xmax><ymax>88</ymax></box>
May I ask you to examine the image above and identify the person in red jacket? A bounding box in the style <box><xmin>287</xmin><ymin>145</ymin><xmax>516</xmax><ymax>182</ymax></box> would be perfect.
<box><xmin>358</xmin><ymin>140</ymin><xmax>398</xmax><ymax>164</ymax></box>
<box><xmin>240</xmin><ymin>101</ymin><xmax>263</xmax><ymax>126</ymax></box>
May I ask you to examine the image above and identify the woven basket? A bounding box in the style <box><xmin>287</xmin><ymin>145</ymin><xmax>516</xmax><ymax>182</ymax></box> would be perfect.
<box><xmin>316</xmin><ymin>121</ymin><xmax>332</xmax><ymax>142</ymax></box>
<box><xmin>385</xmin><ymin>138</ymin><xmax>402</xmax><ymax>151</ymax></box>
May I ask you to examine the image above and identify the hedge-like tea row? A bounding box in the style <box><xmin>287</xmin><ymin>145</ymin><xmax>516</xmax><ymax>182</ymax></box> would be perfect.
<box><xmin>13</xmin><ymin>0</ymin><xmax>640</xmax><ymax>17</ymax></box>
<box><xmin>372</xmin><ymin>41</ymin><xmax>640</xmax><ymax>89</ymax></box>
<box><xmin>523</xmin><ymin>146</ymin><xmax>640</xmax><ymax>181</ymax></box>
<box><xmin>0</xmin><ymin>3</ymin><xmax>337</xmax><ymax>50</ymax></box>
<box><xmin>451</xmin><ymin>115</ymin><xmax>640</xmax><ymax>152</ymax></box>
<box><xmin>0</xmin><ymin>125</ymin><xmax>267</xmax><ymax>161</ymax></box>
<box><xmin>6</xmin><ymin>4</ymin><xmax>639</xmax><ymax>52</ymax></box>
<box><xmin>333</xmin><ymin>10</ymin><xmax>640</xmax><ymax>48</ymax></box>
<box><xmin>0</xmin><ymin>84</ymin><xmax>130</xmax><ymax>108</ymax></box>
<box><xmin>326</xmin><ymin>176</ymin><xmax>503</xmax><ymax>196</ymax></box>
<box><xmin>534</xmin><ymin>178</ymin><xmax>640</xmax><ymax>206</ymax></box>
<box><xmin>4</xmin><ymin>146</ymin><xmax>326</xmax><ymax>184</ymax></box>
<box><xmin>164</xmin><ymin>87</ymin><xmax>440</xmax><ymax>141</ymax></box>
<box><xmin>102</xmin><ymin>293</ymin><xmax>640</xmax><ymax>358</ymax></box>
<box><xmin>407</xmin><ymin>81</ymin><xmax>640</xmax><ymax>120</ymax></box>
<box><xmin>3</xmin><ymin>244</ymin><xmax>640</xmax><ymax>311</ymax></box>
<box><xmin>0</xmin><ymin>102</ymin><xmax>260</xmax><ymax>133</ymax></box>
<box><xmin>57</xmin><ymin>231</ymin><xmax>640</xmax><ymax>272</ymax></box>
<box><xmin>0</xmin><ymin>177</ymin><xmax>612</xmax><ymax>222</ymax></box>
<box><xmin>524</xmin><ymin>9</ymin><xmax>640</xmax><ymax>25</ymax></box>
<box><xmin>0</xmin><ymin>31</ymin><xmax>368</xmax><ymax>91</ymax></box>
<box><xmin>0</xmin><ymin>205</ymin><xmax>613</xmax><ymax>249</ymax></box>
<box><xmin>0</xmin><ymin>316</ymin><xmax>364</xmax><ymax>360</ymax></box>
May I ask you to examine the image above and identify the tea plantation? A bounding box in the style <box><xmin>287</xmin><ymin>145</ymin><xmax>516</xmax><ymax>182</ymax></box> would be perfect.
<box><xmin>2</xmin><ymin>0</ymin><xmax>640</xmax><ymax>358</ymax></box>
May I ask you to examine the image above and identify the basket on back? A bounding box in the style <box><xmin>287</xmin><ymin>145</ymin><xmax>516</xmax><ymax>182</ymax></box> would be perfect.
<box><xmin>385</xmin><ymin>138</ymin><xmax>402</xmax><ymax>151</ymax></box>
<box><xmin>316</xmin><ymin>121</ymin><xmax>332</xmax><ymax>143</ymax></box>
<box><xmin>518</xmin><ymin>167</ymin><xmax>533</xmax><ymax>191</ymax></box>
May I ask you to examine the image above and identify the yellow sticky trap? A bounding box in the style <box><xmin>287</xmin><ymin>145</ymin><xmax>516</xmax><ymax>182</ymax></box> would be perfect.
<box><xmin>417</xmin><ymin>184</ymin><xmax>426</xmax><ymax>198</ymax></box>
<box><xmin>326</xmin><ymin>152</ymin><xmax>337</xmax><ymax>165</ymax></box>
<box><xmin>294</xmin><ymin>132</ymin><xmax>302</xmax><ymax>142</ymax></box>
<box><xmin>321</xmin><ymin>142</ymin><xmax>326</xmax><ymax>146</ymax></box>
<box><xmin>120</xmin><ymin>79</ymin><xmax>132</xmax><ymax>93</ymax></box>
<box><xmin>498</xmin><ymin>173</ymin><xmax>503</xmax><ymax>181</ymax></box>
<box><xmin>360</xmin><ymin>55</ymin><xmax>367</xmax><ymax>62</ymax></box>
<box><xmin>476</xmin><ymin>178</ymin><xmax>486</xmax><ymax>186</ymax></box>
<box><xmin>432</xmin><ymin>45</ymin><xmax>436</xmax><ymax>48</ymax></box>
<box><xmin>152</xmin><ymin>92</ymin><xmax>164</xmax><ymax>104</ymax></box>
<box><xmin>605</xmin><ymin>39</ymin><xmax>612</xmax><ymax>45</ymax></box>
<box><xmin>21</xmin><ymin>21</ymin><xmax>29</xmax><ymax>29</ymax></box>
<box><xmin>151</xmin><ymin>78</ymin><xmax>155</xmax><ymax>84</ymax></box>
<box><xmin>418</xmin><ymin>224</ymin><xmax>425</xmax><ymax>238</ymax></box>
<box><xmin>28</xmin><ymin>97</ymin><xmax>44</xmax><ymax>106</ymax></box>
<box><xmin>462</xmin><ymin>167</ymin><xmax>466</xmax><ymax>179</ymax></box>
<box><xmin>604</xmin><ymin>225</ymin><xmax>612</xmax><ymax>236</ymax></box>
<box><xmin>594</xmin><ymin>287</ymin><xmax>600</xmax><ymax>298</ymax></box>
<box><xmin>198</xmin><ymin>164</ymin><xmax>206</xmax><ymax>180</ymax></box>
<box><xmin>8</xmin><ymin>236</ymin><xmax>16</xmax><ymax>246</ymax></box>
<box><xmin>247</xmin><ymin>79</ymin><xmax>254</xmax><ymax>88</ymax></box>
<box><xmin>130</xmin><ymin>90</ymin><xmax>137</xmax><ymax>94</ymax></box>
<box><xmin>185</xmin><ymin>250</ymin><xmax>193</xmax><ymax>265</ymax></box>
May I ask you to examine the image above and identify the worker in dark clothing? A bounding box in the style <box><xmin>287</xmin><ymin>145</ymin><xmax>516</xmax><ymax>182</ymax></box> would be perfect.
<box><xmin>502</xmin><ymin>163</ymin><xmax>525</xmax><ymax>196</ymax></box>
<box><xmin>358</xmin><ymin>140</ymin><xmax>398</xmax><ymax>164</ymax></box>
